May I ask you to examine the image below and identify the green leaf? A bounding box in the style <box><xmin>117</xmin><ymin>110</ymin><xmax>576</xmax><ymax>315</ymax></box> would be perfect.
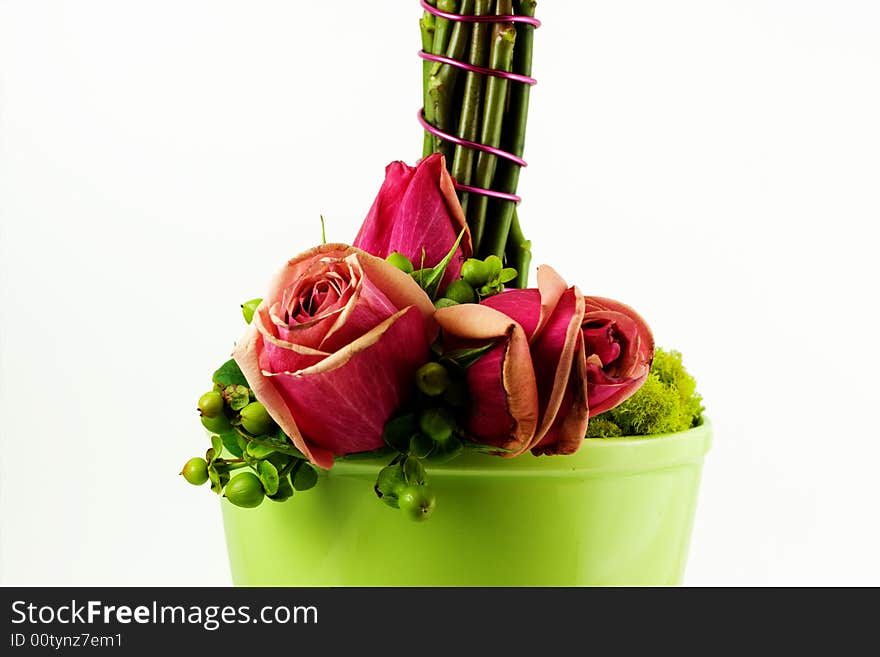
<box><xmin>409</xmin><ymin>433</ymin><xmax>434</xmax><ymax>459</ymax></box>
<box><xmin>251</xmin><ymin>435</ymin><xmax>306</xmax><ymax>459</ymax></box>
<box><xmin>241</xmin><ymin>298</ymin><xmax>262</xmax><ymax>324</ymax></box>
<box><xmin>220</xmin><ymin>432</ymin><xmax>243</xmax><ymax>458</ymax></box>
<box><xmin>205</xmin><ymin>447</ymin><xmax>216</xmax><ymax>464</ymax></box>
<box><xmin>383</xmin><ymin>414</ymin><xmax>419</xmax><ymax>453</ymax></box>
<box><xmin>403</xmin><ymin>456</ymin><xmax>427</xmax><ymax>486</ymax></box>
<box><xmin>268</xmin><ymin>476</ymin><xmax>294</xmax><ymax>502</ymax></box>
<box><xmin>499</xmin><ymin>268</ymin><xmax>518</xmax><ymax>284</ymax></box>
<box><xmin>426</xmin><ymin>436</ymin><xmax>464</xmax><ymax>464</ymax></box>
<box><xmin>246</xmin><ymin>442</ymin><xmax>275</xmax><ymax>460</ymax></box>
<box><xmin>465</xmin><ymin>441</ymin><xmax>518</xmax><ymax>455</ymax></box>
<box><xmin>213</xmin><ymin>359</ymin><xmax>248</xmax><ymax>388</ymax></box>
<box><xmin>208</xmin><ymin>467</ymin><xmax>222</xmax><ymax>495</ymax></box>
<box><xmin>292</xmin><ymin>463</ymin><xmax>319</xmax><ymax>491</ymax></box>
<box><xmin>374</xmin><ymin>463</ymin><xmax>406</xmax><ymax>508</ymax></box>
<box><xmin>409</xmin><ymin>228</ymin><xmax>467</xmax><ymax>299</ymax></box>
<box><xmin>442</xmin><ymin>342</ymin><xmax>497</xmax><ymax>369</ymax></box>
<box><xmin>337</xmin><ymin>446</ymin><xmax>396</xmax><ymax>461</ymax></box>
<box><xmin>210</xmin><ymin>435</ymin><xmax>223</xmax><ymax>461</ymax></box>
<box><xmin>223</xmin><ymin>384</ymin><xmax>251</xmax><ymax>411</ymax></box>
<box><xmin>258</xmin><ymin>460</ymin><xmax>279</xmax><ymax>496</ymax></box>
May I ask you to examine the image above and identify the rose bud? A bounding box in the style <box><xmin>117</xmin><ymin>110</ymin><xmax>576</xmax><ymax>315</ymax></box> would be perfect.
<box><xmin>354</xmin><ymin>153</ymin><xmax>473</xmax><ymax>288</ymax></box>
<box><xmin>580</xmin><ymin>297</ymin><xmax>654</xmax><ymax>417</ymax></box>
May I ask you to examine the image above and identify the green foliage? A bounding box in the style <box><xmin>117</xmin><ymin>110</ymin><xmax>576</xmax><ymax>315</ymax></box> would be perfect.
<box><xmin>410</xmin><ymin>228</ymin><xmax>467</xmax><ymax>299</ymax></box>
<box><xmin>185</xmin><ymin>362</ymin><xmax>317</xmax><ymax>507</ymax></box>
<box><xmin>586</xmin><ymin>348</ymin><xmax>704</xmax><ymax>438</ymax></box>
<box><xmin>212</xmin><ymin>359</ymin><xmax>249</xmax><ymax>388</ymax></box>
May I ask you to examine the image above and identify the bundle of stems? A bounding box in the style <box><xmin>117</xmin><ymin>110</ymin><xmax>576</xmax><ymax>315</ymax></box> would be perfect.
<box><xmin>420</xmin><ymin>0</ymin><xmax>537</xmax><ymax>288</ymax></box>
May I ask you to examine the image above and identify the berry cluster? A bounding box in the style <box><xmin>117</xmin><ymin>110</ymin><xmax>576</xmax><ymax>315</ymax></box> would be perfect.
<box><xmin>387</xmin><ymin>251</ymin><xmax>517</xmax><ymax>306</ymax></box>
<box><xmin>181</xmin><ymin>360</ymin><xmax>319</xmax><ymax>508</ymax></box>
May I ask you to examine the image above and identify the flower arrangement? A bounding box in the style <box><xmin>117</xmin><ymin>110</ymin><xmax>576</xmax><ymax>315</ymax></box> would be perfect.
<box><xmin>181</xmin><ymin>1</ymin><xmax>705</xmax><ymax>525</ymax></box>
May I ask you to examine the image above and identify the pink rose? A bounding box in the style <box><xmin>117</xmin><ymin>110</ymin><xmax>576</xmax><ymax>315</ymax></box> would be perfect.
<box><xmin>580</xmin><ymin>296</ymin><xmax>654</xmax><ymax>417</ymax></box>
<box><xmin>436</xmin><ymin>266</ymin><xmax>654</xmax><ymax>456</ymax></box>
<box><xmin>354</xmin><ymin>153</ymin><xmax>472</xmax><ymax>287</ymax></box>
<box><xmin>435</xmin><ymin>267</ymin><xmax>587</xmax><ymax>456</ymax></box>
<box><xmin>233</xmin><ymin>244</ymin><xmax>436</xmax><ymax>469</ymax></box>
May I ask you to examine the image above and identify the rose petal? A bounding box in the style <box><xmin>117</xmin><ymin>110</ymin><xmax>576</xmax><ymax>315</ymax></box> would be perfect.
<box><xmin>534</xmin><ymin>265</ymin><xmax>569</xmax><ymax>339</ymax></box>
<box><xmin>481</xmin><ymin>289</ymin><xmax>542</xmax><ymax>338</ymax></box>
<box><xmin>318</xmin><ymin>255</ymin><xmax>399</xmax><ymax>352</ymax></box>
<box><xmin>435</xmin><ymin>304</ymin><xmax>538</xmax><ymax>455</ymax></box>
<box><xmin>528</xmin><ymin>286</ymin><xmax>586</xmax><ymax>448</ymax></box>
<box><xmin>265</xmin><ymin>306</ymin><xmax>430</xmax><ymax>459</ymax></box>
<box><xmin>531</xmin><ymin>333</ymin><xmax>589</xmax><ymax>456</ymax></box>
<box><xmin>232</xmin><ymin>320</ymin><xmax>334</xmax><ymax>469</ymax></box>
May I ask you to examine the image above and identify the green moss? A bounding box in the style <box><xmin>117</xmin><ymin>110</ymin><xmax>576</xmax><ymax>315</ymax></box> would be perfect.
<box><xmin>585</xmin><ymin>417</ymin><xmax>623</xmax><ymax>438</ymax></box>
<box><xmin>587</xmin><ymin>348</ymin><xmax>704</xmax><ymax>438</ymax></box>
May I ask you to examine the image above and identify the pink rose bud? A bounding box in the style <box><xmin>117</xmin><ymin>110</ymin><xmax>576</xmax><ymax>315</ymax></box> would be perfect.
<box><xmin>233</xmin><ymin>244</ymin><xmax>437</xmax><ymax>470</ymax></box>
<box><xmin>580</xmin><ymin>297</ymin><xmax>654</xmax><ymax>417</ymax></box>
<box><xmin>354</xmin><ymin>153</ymin><xmax>472</xmax><ymax>287</ymax></box>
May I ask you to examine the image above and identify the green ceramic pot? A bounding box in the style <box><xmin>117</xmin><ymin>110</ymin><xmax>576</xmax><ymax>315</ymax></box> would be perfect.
<box><xmin>222</xmin><ymin>420</ymin><xmax>711</xmax><ymax>586</ymax></box>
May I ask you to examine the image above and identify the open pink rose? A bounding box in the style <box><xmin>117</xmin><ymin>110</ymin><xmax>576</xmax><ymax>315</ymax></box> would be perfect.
<box><xmin>232</xmin><ymin>244</ymin><xmax>436</xmax><ymax>469</ymax></box>
<box><xmin>436</xmin><ymin>266</ymin><xmax>654</xmax><ymax>456</ymax></box>
<box><xmin>354</xmin><ymin>153</ymin><xmax>472</xmax><ymax>287</ymax></box>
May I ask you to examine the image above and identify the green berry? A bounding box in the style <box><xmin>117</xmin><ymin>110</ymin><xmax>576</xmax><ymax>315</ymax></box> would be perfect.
<box><xmin>241</xmin><ymin>298</ymin><xmax>262</xmax><ymax>324</ymax></box>
<box><xmin>397</xmin><ymin>485</ymin><xmax>436</xmax><ymax>522</ymax></box>
<box><xmin>198</xmin><ymin>391</ymin><xmax>225</xmax><ymax>418</ymax></box>
<box><xmin>224</xmin><ymin>472</ymin><xmax>265</xmax><ymax>508</ymax></box>
<box><xmin>461</xmin><ymin>258</ymin><xmax>490</xmax><ymax>287</ymax></box>
<box><xmin>441</xmin><ymin>279</ymin><xmax>476</xmax><ymax>304</ymax></box>
<box><xmin>434</xmin><ymin>298</ymin><xmax>458</xmax><ymax>309</ymax></box>
<box><xmin>415</xmin><ymin>362</ymin><xmax>450</xmax><ymax>396</ymax></box>
<box><xmin>484</xmin><ymin>255</ymin><xmax>503</xmax><ymax>281</ymax></box>
<box><xmin>419</xmin><ymin>407</ymin><xmax>455</xmax><ymax>444</ymax></box>
<box><xmin>386</xmin><ymin>252</ymin><xmax>414</xmax><ymax>274</ymax></box>
<box><xmin>240</xmin><ymin>402</ymin><xmax>276</xmax><ymax>436</ymax></box>
<box><xmin>181</xmin><ymin>457</ymin><xmax>209</xmax><ymax>486</ymax></box>
<box><xmin>201</xmin><ymin>413</ymin><xmax>232</xmax><ymax>434</ymax></box>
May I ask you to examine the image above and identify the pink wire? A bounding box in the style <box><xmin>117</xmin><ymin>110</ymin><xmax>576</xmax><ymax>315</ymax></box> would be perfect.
<box><xmin>419</xmin><ymin>1</ymin><xmax>541</xmax><ymax>204</ymax></box>
<box><xmin>421</xmin><ymin>0</ymin><xmax>542</xmax><ymax>27</ymax></box>
<box><xmin>419</xmin><ymin>51</ymin><xmax>537</xmax><ymax>86</ymax></box>
<box><xmin>417</xmin><ymin>109</ymin><xmax>527</xmax><ymax>168</ymax></box>
<box><xmin>454</xmin><ymin>182</ymin><xmax>522</xmax><ymax>204</ymax></box>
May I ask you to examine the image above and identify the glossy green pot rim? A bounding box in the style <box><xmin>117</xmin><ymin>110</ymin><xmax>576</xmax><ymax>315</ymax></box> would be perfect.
<box><xmin>330</xmin><ymin>418</ymin><xmax>712</xmax><ymax>480</ymax></box>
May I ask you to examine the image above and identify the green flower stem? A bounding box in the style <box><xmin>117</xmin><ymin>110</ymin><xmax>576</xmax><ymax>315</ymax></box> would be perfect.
<box><xmin>482</xmin><ymin>0</ymin><xmax>537</xmax><ymax>267</ymax></box>
<box><xmin>219</xmin><ymin>461</ymin><xmax>249</xmax><ymax>471</ymax></box>
<box><xmin>505</xmin><ymin>208</ymin><xmax>532</xmax><ymax>288</ymax></box>
<box><xmin>429</xmin><ymin>0</ymin><xmax>473</xmax><ymax>164</ymax></box>
<box><xmin>451</xmin><ymin>0</ymin><xmax>492</xmax><ymax>217</ymax></box>
<box><xmin>423</xmin><ymin>0</ymin><xmax>459</xmax><ymax>158</ymax></box>
<box><xmin>280</xmin><ymin>459</ymin><xmax>299</xmax><ymax>479</ymax></box>
<box><xmin>420</xmin><ymin>10</ymin><xmax>437</xmax><ymax>156</ymax></box>
<box><xmin>430</xmin><ymin>0</ymin><xmax>457</xmax><ymax>76</ymax></box>
<box><xmin>469</xmin><ymin>10</ymin><xmax>516</xmax><ymax>255</ymax></box>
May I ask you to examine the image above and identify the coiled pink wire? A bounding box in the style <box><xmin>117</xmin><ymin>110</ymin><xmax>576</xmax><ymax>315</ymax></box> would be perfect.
<box><xmin>419</xmin><ymin>0</ymin><xmax>539</xmax><ymax>203</ymax></box>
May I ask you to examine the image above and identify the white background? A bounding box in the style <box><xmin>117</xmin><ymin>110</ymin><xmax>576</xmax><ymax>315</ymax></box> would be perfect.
<box><xmin>1</xmin><ymin>0</ymin><xmax>878</xmax><ymax>586</ymax></box>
